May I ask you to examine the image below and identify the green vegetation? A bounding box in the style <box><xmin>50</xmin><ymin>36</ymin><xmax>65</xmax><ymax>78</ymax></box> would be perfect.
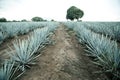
<box><xmin>83</xmin><ymin>22</ymin><xmax>120</xmax><ymax>41</ymax></box>
<box><xmin>0</xmin><ymin>22</ymin><xmax>58</xmax><ymax>80</ymax></box>
<box><xmin>21</xmin><ymin>19</ymin><xmax>27</xmax><ymax>22</ymax></box>
<box><xmin>0</xmin><ymin>17</ymin><xmax>7</xmax><ymax>22</ymax></box>
<box><xmin>0</xmin><ymin>60</ymin><xmax>23</xmax><ymax>80</ymax></box>
<box><xmin>31</xmin><ymin>17</ymin><xmax>44</xmax><ymax>22</ymax></box>
<box><xmin>66</xmin><ymin>6</ymin><xmax>84</xmax><ymax>21</ymax></box>
<box><xmin>0</xmin><ymin>21</ymin><xmax>120</xmax><ymax>79</ymax></box>
<box><xmin>9</xmin><ymin>27</ymin><xmax>50</xmax><ymax>71</ymax></box>
<box><xmin>0</xmin><ymin>22</ymin><xmax>58</xmax><ymax>44</ymax></box>
<box><xmin>64</xmin><ymin>22</ymin><xmax>120</xmax><ymax>79</ymax></box>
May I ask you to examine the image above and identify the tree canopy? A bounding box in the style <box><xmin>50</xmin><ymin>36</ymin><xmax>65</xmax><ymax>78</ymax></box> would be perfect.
<box><xmin>31</xmin><ymin>17</ymin><xmax>44</xmax><ymax>22</ymax></box>
<box><xmin>0</xmin><ymin>17</ymin><xmax>7</xmax><ymax>22</ymax></box>
<box><xmin>66</xmin><ymin>6</ymin><xmax>84</xmax><ymax>21</ymax></box>
<box><xmin>21</xmin><ymin>19</ymin><xmax>27</xmax><ymax>22</ymax></box>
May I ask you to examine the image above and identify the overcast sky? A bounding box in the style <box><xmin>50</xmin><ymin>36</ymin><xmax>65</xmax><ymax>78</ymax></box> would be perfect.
<box><xmin>0</xmin><ymin>0</ymin><xmax>120</xmax><ymax>21</ymax></box>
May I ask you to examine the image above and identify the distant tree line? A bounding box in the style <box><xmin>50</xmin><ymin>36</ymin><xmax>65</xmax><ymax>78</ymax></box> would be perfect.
<box><xmin>0</xmin><ymin>17</ymin><xmax>7</xmax><ymax>22</ymax></box>
<box><xmin>0</xmin><ymin>6</ymin><xmax>84</xmax><ymax>22</ymax></box>
<box><xmin>0</xmin><ymin>17</ymin><xmax>48</xmax><ymax>22</ymax></box>
<box><xmin>31</xmin><ymin>16</ymin><xmax>47</xmax><ymax>22</ymax></box>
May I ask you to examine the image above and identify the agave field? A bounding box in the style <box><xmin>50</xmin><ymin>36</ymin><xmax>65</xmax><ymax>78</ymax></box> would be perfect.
<box><xmin>63</xmin><ymin>22</ymin><xmax>120</xmax><ymax>79</ymax></box>
<box><xmin>0</xmin><ymin>22</ymin><xmax>59</xmax><ymax>80</ymax></box>
<box><xmin>64</xmin><ymin>22</ymin><xmax>120</xmax><ymax>41</ymax></box>
<box><xmin>0</xmin><ymin>22</ymin><xmax>58</xmax><ymax>44</ymax></box>
<box><xmin>0</xmin><ymin>21</ymin><xmax>120</xmax><ymax>80</ymax></box>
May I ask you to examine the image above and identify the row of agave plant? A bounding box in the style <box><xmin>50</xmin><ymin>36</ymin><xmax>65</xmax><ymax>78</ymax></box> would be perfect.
<box><xmin>0</xmin><ymin>23</ymin><xmax>58</xmax><ymax>80</ymax></box>
<box><xmin>64</xmin><ymin>22</ymin><xmax>120</xmax><ymax>79</ymax></box>
<box><xmin>63</xmin><ymin>22</ymin><xmax>120</xmax><ymax>41</ymax></box>
<box><xmin>80</xmin><ymin>22</ymin><xmax>120</xmax><ymax>41</ymax></box>
<box><xmin>0</xmin><ymin>22</ymin><xmax>58</xmax><ymax>44</ymax></box>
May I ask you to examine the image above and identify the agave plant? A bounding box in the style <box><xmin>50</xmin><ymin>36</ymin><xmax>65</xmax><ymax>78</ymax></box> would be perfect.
<box><xmin>84</xmin><ymin>22</ymin><xmax>120</xmax><ymax>41</ymax></box>
<box><xmin>0</xmin><ymin>60</ymin><xmax>23</xmax><ymax>80</ymax></box>
<box><xmin>8</xmin><ymin>27</ymin><xmax>50</xmax><ymax>71</ymax></box>
<box><xmin>28</xmin><ymin>27</ymin><xmax>50</xmax><ymax>53</ymax></box>
<box><xmin>0</xmin><ymin>22</ymin><xmax>48</xmax><ymax>44</ymax></box>
<box><xmin>73</xmin><ymin>24</ymin><xmax>120</xmax><ymax>79</ymax></box>
<box><xmin>8</xmin><ymin>39</ymin><xmax>39</xmax><ymax>71</ymax></box>
<box><xmin>0</xmin><ymin>31</ymin><xmax>4</xmax><ymax>44</ymax></box>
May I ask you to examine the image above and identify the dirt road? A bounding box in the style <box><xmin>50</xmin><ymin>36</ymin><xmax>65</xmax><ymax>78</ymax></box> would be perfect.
<box><xmin>20</xmin><ymin>24</ymin><xmax>107</xmax><ymax>80</ymax></box>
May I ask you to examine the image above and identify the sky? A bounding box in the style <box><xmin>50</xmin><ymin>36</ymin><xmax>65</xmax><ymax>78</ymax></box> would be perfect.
<box><xmin>0</xmin><ymin>0</ymin><xmax>120</xmax><ymax>21</ymax></box>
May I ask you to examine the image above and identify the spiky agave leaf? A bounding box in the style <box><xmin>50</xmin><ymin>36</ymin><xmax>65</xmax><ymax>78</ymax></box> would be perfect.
<box><xmin>84</xmin><ymin>22</ymin><xmax>120</xmax><ymax>41</ymax></box>
<box><xmin>0</xmin><ymin>60</ymin><xmax>23</xmax><ymax>80</ymax></box>
<box><xmin>74</xmin><ymin>24</ymin><xmax>120</xmax><ymax>78</ymax></box>
<box><xmin>8</xmin><ymin>27</ymin><xmax>50</xmax><ymax>71</ymax></box>
<box><xmin>28</xmin><ymin>27</ymin><xmax>49</xmax><ymax>53</ymax></box>
<box><xmin>8</xmin><ymin>39</ymin><xmax>39</xmax><ymax>71</ymax></box>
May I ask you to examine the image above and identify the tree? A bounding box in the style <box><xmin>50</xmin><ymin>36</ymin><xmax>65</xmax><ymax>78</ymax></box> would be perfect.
<box><xmin>0</xmin><ymin>17</ymin><xmax>7</xmax><ymax>22</ymax></box>
<box><xmin>66</xmin><ymin>6</ymin><xmax>84</xmax><ymax>21</ymax></box>
<box><xmin>31</xmin><ymin>17</ymin><xmax>44</xmax><ymax>22</ymax></box>
<box><xmin>21</xmin><ymin>19</ymin><xmax>27</xmax><ymax>22</ymax></box>
<box><xmin>12</xmin><ymin>20</ymin><xmax>19</xmax><ymax>22</ymax></box>
<box><xmin>51</xmin><ymin>19</ymin><xmax>54</xmax><ymax>21</ymax></box>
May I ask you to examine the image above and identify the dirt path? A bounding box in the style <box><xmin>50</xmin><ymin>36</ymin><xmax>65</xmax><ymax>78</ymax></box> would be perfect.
<box><xmin>20</xmin><ymin>24</ymin><xmax>107</xmax><ymax>80</ymax></box>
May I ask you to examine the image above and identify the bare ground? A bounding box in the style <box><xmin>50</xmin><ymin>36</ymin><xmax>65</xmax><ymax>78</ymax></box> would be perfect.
<box><xmin>19</xmin><ymin>24</ymin><xmax>107</xmax><ymax>80</ymax></box>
